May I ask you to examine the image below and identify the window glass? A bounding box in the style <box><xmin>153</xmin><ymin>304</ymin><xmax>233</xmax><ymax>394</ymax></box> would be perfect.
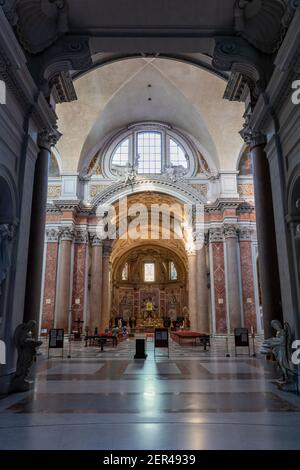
<box><xmin>112</xmin><ymin>138</ymin><xmax>130</xmax><ymax>166</ymax></box>
<box><xmin>144</xmin><ymin>262</ymin><xmax>155</xmax><ymax>282</ymax></box>
<box><xmin>169</xmin><ymin>138</ymin><xmax>188</xmax><ymax>168</ymax></box>
<box><xmin>137</xmin><ymin>132</ymin><xmax>162</xmax><ymax>174</ymax></box>
<box><xmin>122</xmin><ymin>263</ymin><xmax>129</xmax><ymax>281</ymax></box>
<box><xmin>170</xmin><ymin>261</ymin><xmax>178</xmax><ymax>281</ymax></box>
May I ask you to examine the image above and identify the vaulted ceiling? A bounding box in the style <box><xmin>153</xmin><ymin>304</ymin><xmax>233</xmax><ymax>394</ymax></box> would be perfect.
<box><xmin>56</xmin><ymin>57</ymin><xmax>245</xmax><ymax>172</ymax></box>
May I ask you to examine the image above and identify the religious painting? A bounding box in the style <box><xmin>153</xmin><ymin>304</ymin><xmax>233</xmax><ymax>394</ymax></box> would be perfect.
<box><xmin>238</xmin><ymin>147</ymin><xmax>253</xmax><ymax>176</ymax></box>
<box><xmin>118</xmin><ymin>289</ymin><xmax>133</xmax><ymax>320</ymax></box>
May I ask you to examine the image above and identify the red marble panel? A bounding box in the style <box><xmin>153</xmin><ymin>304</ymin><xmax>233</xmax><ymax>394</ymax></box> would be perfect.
<box><xmin>41</xmin><ymin>243</ymin><xmax>58</xmax><ymax>331</ymax></box>
<box><xmin>71</xmin><ymin>244</ymin><xmax>87</xmax><ymax>324</ymax></box>
<box><xmin>212</xmin><ymin>242</ymin><xmax>227</xmax><ymax>334</ymax></box>
<box><xmin>240</xmin><ymin>241</ymin><xmax>257</xmax><ymax>332</ymax></box>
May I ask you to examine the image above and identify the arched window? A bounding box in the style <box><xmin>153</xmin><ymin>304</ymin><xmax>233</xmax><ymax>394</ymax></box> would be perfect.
<box><xmin>169</xmin><ymin>138</ymin><xmax>188</xmax><ymax>168</ymax></box>
<box><xmin>144</xmin><ymin>262</ymin><xmax>155</xmax><ymax>282</ymax></box>
<box><xmin>170</xmin><ymin>261</ymin><xmax>178</xmax><ymax>281</ymax></box>
<box><xmin>122</xmin><ymin>262</ymin><xmax>129</xmax><ymax>281</ymax></box>
<box><xmin>49</xmin><ymin>153</ymin><xmax>60</xmax><ymax>177</ymax></box>
<box><xmin>112</xmin><ymin>138</ymin><xmax>130</xmax><ymax>167</ymax></box>
<box><xmin>100</xmin><ymin>123</ymin><xmax>203</xmax><ymax>178</ymax></box>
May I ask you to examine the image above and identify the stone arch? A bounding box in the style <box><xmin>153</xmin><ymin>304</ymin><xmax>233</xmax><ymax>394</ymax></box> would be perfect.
<box><xmin>91</xmin><ymin>177</ymin><xmax>206</xmax><ymax>211</ymax></box>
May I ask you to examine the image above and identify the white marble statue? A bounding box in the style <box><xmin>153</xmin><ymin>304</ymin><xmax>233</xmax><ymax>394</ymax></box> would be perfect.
<box><xmin>260</xmin><ymin>320</ymin><xmax>292</xmax><ymax>383</ymax></box>
<box><xmin>164</xmin><ymin>165</ymin><xmax>187</xmax><ymax>182</ymax></box>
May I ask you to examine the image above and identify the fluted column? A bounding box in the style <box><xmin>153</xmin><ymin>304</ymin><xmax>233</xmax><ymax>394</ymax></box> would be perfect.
<box><xmin>250</xmin><ymin>137</ymin><xmax>282</xmax><ymax>337</ymax></box>
<box><xmin>55</xmin><ymin>227</ymin><xmax>73</xmax><ymax>332</ymax></box>
<box><xmin>100</xmin><ymin>241</ymin><xmax>112</xmax><ymax>332</ymax></box>
<box><xmin>23</xmin><ymin>127</ymin><xmax>61</xmax><ymax>325</ymax></box>
<box><xmin>224</xmin><ymin>225</ymin><xmax>241</xmax><ymax>332</ymax></box>
<box><xmin>188</xmin><ymin>250</ymin><xmax>198</xmax><ymax>331</ymax></box>
<box><xmin>89</xmin><ymin>236</ymin><xmax>103</xmax><ymax>330</ymax></box>
<box><xmin>196</xmin><ymin>236</ymin><xmax>209</xmax><ymax>333</ymax></box>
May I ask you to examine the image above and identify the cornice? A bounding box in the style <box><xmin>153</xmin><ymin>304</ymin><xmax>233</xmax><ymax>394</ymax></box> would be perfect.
<box><xmin>205</xmin><ymin>198</ymin><xmax>243</xmax><ymax>214</ymax></box>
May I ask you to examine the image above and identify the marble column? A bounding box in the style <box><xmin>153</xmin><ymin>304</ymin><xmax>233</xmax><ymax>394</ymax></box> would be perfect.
<box><xmin>100</xmin><ymin>241</ymin><xmax>112</xmax><ymax>332</ymax></box>
<box><xmin>188</xmin><ymin>250</ymin><xmax>198</xmax><ymax>331</ymax></box>
<box><xmin>23</xmin><ymin>128</ymin><xmax>60</xmax><ymax>325</ymax></box>
<box><xmin>89</xmin><ymin>236</ymin><xmax>103</xmax><ymax>331</ymax></box>
<box><xmin>224</xmin><ymin>225</ymin><xmax>241</xmax><ymax>332</ymax></box>
<box><xmin>196</xmin><ymin>237</ymin><xmax>209</xmax><ymax>333</ymax></box>
<box><xmin>251</xmin><ymin>139</ymin><xmax>282</xmax><ymax>337</ymax></box>
<box><xmin>55</xmin><ymin>228</ymin><xmax>74</xmax><ymax>332</ymax></box>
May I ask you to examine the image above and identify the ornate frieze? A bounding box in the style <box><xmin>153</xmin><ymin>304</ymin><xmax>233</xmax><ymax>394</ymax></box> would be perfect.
<box><xmin>90</xmin><ymin>184</ymin><xmax>108</xmax><ymax>199</ymax></box>
<box><xmin>238</xmin><ymin>183</ymin><xmax>254</xmax><ymax>197</ymax></box>
<box><xmin>47</xmin><ymin>185</ymin><xmax>61</xmax><ymax>199</ymax></box>
<box><xmin>191</xmin><ymin>184</ymin><xmax>208</xmax><ymax>197</ymax></box>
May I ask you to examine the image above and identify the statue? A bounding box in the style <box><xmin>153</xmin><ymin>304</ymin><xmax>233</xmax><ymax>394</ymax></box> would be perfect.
<box><xmin>183</xmin><ymin>306</ymin><xmax>190</xmax><ymax>329</ymax></box>
<box><xmin>260</xmin><ymin>320</ymin><xmax>292</xmax><ymax>384</ymax></box>
<box><xmin>11</xmin><ymin>321</ymin><xmax>43</xmax><ymax>392</ymax></box>
<box><xmin>164</xmin><ymin>165</ymin><xmax>187</xmax><ymax>182</ymax></box>
<box><xmin>0</xmin><ymin>224</ymin><xmax>15</xmax><ymax>296</ymax></box>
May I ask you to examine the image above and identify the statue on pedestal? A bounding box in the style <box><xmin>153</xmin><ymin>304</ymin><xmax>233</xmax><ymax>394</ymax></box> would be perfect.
<box><xmin>12</xmin><ymin>321</ymin><xmax>43</xmax><ymax>392</ymax></box>
<box><xmin>260</xmin><ymin>320</ymin><xmax>292</xmax><ymax>384</ymax></box>
<box><xmin>183</xmin><ymin>306</ymin><xmax>190</xmax><ymax>329</ymax></box>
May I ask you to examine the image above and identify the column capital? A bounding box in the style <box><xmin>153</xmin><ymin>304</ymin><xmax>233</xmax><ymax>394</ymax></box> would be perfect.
<box><xmin>224</xmin><ymin>224</ymin><xmax>239</xmax><ymax>240</ymax></box>
<box><xmin>209</xmin><ymin>227</ymin><xmax>224</xmax><ymax>243</ymax></box>
<box><xmin>240</xmin><ymin>107</ymin><xmax>267</xmax><ymax>149</ymax></box>
<box><xmin>59</xmin><ymin>226</ymin><xmax>74</xmax><ymax>242</ymax></box>
<box><xmin>75</xmin><ymin>229</ymin><xmax>88</xmax><ymax>244</ymax></box>
<box><xmin>38</xmin><ymin>126</ymin><xmax>62</xmax><ymax>151</ymax></box>
<box><xmin>90</xmin><ymin>233</ymin><xmax>103</xmax><ymax>247</ymax></box>
<box><xmin>238</xmin><ymin>225</ymin><xmax>253</xmax><ymax>241</ymax></box>
<box><xmin>45</xmin><ymin>228</ymin><xmax>59</xmax><ymax>242</ymax></box>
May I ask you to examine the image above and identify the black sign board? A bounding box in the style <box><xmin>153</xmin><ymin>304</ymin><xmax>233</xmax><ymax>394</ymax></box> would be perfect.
<box><xmin>234</xmin><ymin>328</ymin><xmax>250</xmax><ymax>356</ymax></box>
<box><xmin>154</xmin><ymin>328</ymin><xmax>169</xmax><ymax>357</ymax></box>
<box><xmin>155</xmin><ymin>328</ymin><xmax>169</xmax><ymax>348</ymax></box>
<box><xmin>134</xmin><ymin>339</ymin><xmax>147</xmax><ymax>359</ymax></box>
<box><xmin>48</xmin><ymin>329</ymin><xmax>64</xmax><ymax>358</ymax></box>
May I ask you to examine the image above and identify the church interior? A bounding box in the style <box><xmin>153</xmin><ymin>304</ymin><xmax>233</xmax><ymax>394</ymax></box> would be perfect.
<box><xmin>0</xmin><ymin>0</ymin><xmax>300</xmax><ymax>454</ymax></box>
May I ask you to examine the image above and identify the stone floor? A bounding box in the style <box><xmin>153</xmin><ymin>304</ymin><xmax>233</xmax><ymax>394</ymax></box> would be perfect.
<box><xmin>0</xmin><ymin>335</ymin><xmax>300</xmax><ymax>450</ymax></box>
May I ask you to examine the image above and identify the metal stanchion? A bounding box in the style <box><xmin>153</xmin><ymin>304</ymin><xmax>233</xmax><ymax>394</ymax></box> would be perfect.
<box><xmin>225</xmin><ymin>335</ymin><xmax>230</xmax><ymax>357</ymax></box>
<box><xmin>251</xmin><ymin>326</ymin><xmax>256</xmax><ymax>357</ymax></box>
<box><xmin>67</xmin><ymin>308</ymin><xmax>72</xmax><ymax>359</ymax></box>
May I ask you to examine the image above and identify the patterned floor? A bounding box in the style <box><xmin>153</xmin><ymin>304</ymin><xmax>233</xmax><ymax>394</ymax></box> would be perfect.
<box><xmin>0</xmin><ymin>336</ymin><xmax>300</xmax><ymax>450</ymax></box>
